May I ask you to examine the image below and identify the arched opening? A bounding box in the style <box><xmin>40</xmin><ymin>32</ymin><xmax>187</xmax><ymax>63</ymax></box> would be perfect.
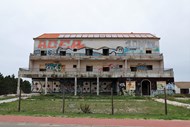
<box><xmin>141</xmin><ymin>80</ymin><xmax>151</xmax><ymax>95</ymax></box>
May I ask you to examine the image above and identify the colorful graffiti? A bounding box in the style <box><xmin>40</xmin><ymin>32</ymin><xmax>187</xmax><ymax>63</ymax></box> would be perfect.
<box><xmin>37</xmin><ymin>40</ymin><xmax>85</xmax><ymax>49</ymax></box>
<box><xmin>45</xmin><ymin>63</ymin><xmax>63</xmax><ymax>72</ymax></box>
<box><xmin>34</xmin><ymin>39</ymin><xmax>160</xmax><ymax>56</ymax></box>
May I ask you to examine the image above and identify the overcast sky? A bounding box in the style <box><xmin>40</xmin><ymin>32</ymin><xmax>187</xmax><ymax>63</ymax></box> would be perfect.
<box><xmin>0</xmin><ymin>0</ymin><xmax>189</xmax><ymax>81</ymax></box>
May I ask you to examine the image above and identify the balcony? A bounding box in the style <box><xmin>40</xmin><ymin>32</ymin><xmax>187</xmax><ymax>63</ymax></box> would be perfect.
<box><xmin>29</xmin><ymin>53</ymin><xmax>163</xmax><ymax>61</ymax></box>
<box><xmin>19</xmin><ymin>68</ymin><xmax>173</xmax><ymax>78</ymax></box>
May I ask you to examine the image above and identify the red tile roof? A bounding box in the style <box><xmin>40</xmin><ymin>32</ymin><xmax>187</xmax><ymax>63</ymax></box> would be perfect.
<box><xmin>34</xmin><ymin>33</ymin><xmax>160</xmax><ymax>39</ymax></box>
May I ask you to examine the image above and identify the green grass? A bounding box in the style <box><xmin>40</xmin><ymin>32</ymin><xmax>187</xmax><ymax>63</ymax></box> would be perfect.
<box><xmin>0</xmin><ymin>94</ymin><xmax>190</xmax><ymax>120</ymax></box>
<box><xmin>0</xmin><ymin>96</ymin><xmax>16</xmax><ymax>100</ymax></box>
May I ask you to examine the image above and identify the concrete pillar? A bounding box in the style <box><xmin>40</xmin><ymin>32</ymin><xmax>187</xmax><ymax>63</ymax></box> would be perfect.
<box><xmin>17</xmin><ymin>76</ymin><xmax>21</xmax><ymax>95</ymax></box>
<box><xmin>77</xmin><ymin>60</ymin><xmax>81</xmax><ymax>75</ymax></box>
<box><xmin>97</xmin><ymin>76</ymin><xmax>99</xmax><ymax>96</ymax></box>
<box><xmin>74</xmin><ymin>76</ymin><xmax>77</xmax><ymax>96</ymax></box>
<box><xmin>45</xmin><ymin>77</ymin><xmax>48</xmax><ymax>95</ymax></box>
<box><xmin>124</xmin><ymin>59</ymin><xmax>127</xmax><ymax>76</ymax></box>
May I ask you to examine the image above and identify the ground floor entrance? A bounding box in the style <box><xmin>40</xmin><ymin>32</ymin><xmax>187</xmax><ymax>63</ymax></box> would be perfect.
<box><xmin>141</xmin><ymin>80</ymin><xmax>151</xmax><ymax>95</ymax></box>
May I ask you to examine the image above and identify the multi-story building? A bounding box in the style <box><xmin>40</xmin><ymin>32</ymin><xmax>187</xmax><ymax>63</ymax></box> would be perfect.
<box><xmin>18</xmin><ymin>33</ymin><xmax>174</xmax><ymax>96</ymax></box>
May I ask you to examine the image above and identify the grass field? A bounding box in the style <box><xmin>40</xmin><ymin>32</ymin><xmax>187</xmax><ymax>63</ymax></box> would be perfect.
<box><xmin>0</xmin><ymin>96</ymin><xmax>16</xmax><ymax>100</ymax></box>
<box><xmin>0</xmin><ymin>94</ymin><xmax>190</xmax><ymax>120</ymax></box>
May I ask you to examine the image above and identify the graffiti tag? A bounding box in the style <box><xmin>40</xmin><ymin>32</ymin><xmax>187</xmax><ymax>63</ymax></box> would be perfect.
<box><xmin>38</xmin><ymin>40</ymin><xmax>85</xmax><ymax>49</ymax></box>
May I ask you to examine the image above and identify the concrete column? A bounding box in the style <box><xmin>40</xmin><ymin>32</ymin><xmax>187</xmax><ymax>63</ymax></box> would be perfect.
<box><xmin>45</xmin><ymin>77</ymin><xmax>48</xmax><ymax>95</ymax></box>
<box><xmin>74</xmin><ymin>76</ymin><xmax>77</xmax><ymax>96</ymax></box>
<box><xmin>124</xmin><ymin>59</ymin><xmax>127</xmax><ymax>76</ymax></box>
<box><xmin>97</xmin><ymin>76</ymin><xmax>99</xmax><ymax>96</ymax></box>
<box><xmin>77</xmin><ymin>60</ymin><xmax>81</xmax><ymax>75</ymax></box>
<box><xmin>17</xmin><ymin>76</ymin><xmax>21</xmax><ymax>95</ymax></box>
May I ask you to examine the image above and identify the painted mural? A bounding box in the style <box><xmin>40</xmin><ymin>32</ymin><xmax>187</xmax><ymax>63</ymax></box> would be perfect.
<box><xmin>32</xmin><ymin>80</ymin><xmax>112</xmax><ymax>94</ymax></box>
<box><xmin>45</xmin><ymin>63</ymin><xmax>63</xmax><ymax>72</ymax></box>
<box><xmin>34</xmin><ymin>39</ymin><xmax>160</xmax><ymax>56</ymax></box>
<box><xmin>126</xmin><ymin>81</ymin><xmax>136</xmax><ymax>90</ymax></box>
<box><xmin>157</xmin><ymin>81</ymin><xmax>166</xmax><ymax>90</ymax></box>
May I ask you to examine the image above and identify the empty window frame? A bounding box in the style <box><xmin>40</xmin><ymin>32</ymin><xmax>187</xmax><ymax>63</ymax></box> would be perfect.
<box><xmin>130</xmin><ymin>67</ymin><xmax>137</xmax><ymax>72</ymax></box>
<box><xmin>119</xmin><ymin>65</ymin><xmax>123</xmax><ymax>68</ymax></box>
<box><xmin>146</xmin><ymin>50</ymin><xmax>152</xmax><ymax>54</ymax></box>
<box><xmin>85</xmin><ymin>49</ymin><xmax>93</xmax><ymax>56</ymax></box>
<box><xmin>60</xmin><ymin>51</ymin><xmax>66</xmax><ymax>56</ymax></box>
<box><xmin>180</xmin><ymin>89</ymin><xmax>189</xmax><ymax>94</ymax></box>
<box><xmin>103</xmin><ymin>49</ymin><xmax>109</xmax><ymax>56</ymax></box>
<box><xmin>147</xmin><ymin>65</ymin><xmax>153</xmax><ymax>70</ymax></box>
<box><xmin>39</xmin><ymin>68</ymin><xmax>46</xmax><ymax>71</ymax></box>
<box><xmin>103</xmin><ymin>67</ymin><xmax>110</xmax><ymax>72</ymax></box>
<box><xmin>86</xmin><ymin>66</ymin><xmax>93</xmax><ymax>72</ymax></box>
<box><xmin>73</xmin><ymin>49</ymin><xmax>77</xmax><ymax>52</ymax></box>
<box><xmin>73</xmin><ymin>65</ymin><xmax>77</xmax><ymax>68</ymax></box>
<box><xmin>41</xmin><ymin>50</ymin><xmax>47</xmax><ymax>56</ymax></box>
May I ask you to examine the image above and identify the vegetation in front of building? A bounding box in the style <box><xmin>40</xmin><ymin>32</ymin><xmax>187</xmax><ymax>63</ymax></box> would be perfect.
<box><xmin>0</xmin><ymin>94</ymin><xmax>190</xmax><ymax>120</ymax></box>
<box><xmin>0</xmin><ymin>73</ymin><xmax>31</xmax><ymax>95</ymax></box>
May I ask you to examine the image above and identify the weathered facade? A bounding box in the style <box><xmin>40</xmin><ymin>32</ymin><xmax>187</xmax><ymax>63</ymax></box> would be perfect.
<box><xmin>18</xmin><ymin>33</ymin><xmax>174</xmax><ymax>96</ymax></box>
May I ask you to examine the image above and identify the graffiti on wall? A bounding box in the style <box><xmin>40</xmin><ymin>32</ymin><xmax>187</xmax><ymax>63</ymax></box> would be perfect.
<box><xmin>38</xmin><ymin>40</ymin><xmax>85</xmax><ymax>49</ymax></box>
<box><xmin>32</xmin><ymin>80</ymin><xmax>112</xmax><ymax>93</ymax></box>
<box><xmin>126</xmin><ymin>81</ymin><xmax>136</xmax><ymax>90</ymax></box>
<box><xmin>157</xmin><ymin>81</ymin><xmax>166</xmax><ymax>90</ymax></box>
<box><xmin>45</xmin><ymin>63</ymin><xmax>63</xmax><ymax>72</ymax></box>
<box><xmin>34</xmin><ymin>39</ymin><xmax>160</xmax><ymax>56</ymax></box>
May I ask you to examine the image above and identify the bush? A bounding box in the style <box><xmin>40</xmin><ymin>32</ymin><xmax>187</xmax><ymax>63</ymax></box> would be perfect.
<box><xmin>80</xmin><ymin>104</ymin><xmax>91</xmax><ymax>113</ymax></box>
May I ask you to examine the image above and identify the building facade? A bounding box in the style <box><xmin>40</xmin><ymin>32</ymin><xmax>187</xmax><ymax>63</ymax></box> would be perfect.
<box><xmin>18</xmin><ymin>33</ymin><xmax>174</xmax><ymax>96</ymax></box>
<box><xmin>175</xmin><ymin>82</ymin><xmax>190</xmax><ymax>94</ymax></box>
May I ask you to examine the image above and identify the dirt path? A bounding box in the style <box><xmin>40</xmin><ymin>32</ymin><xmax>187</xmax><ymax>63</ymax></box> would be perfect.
<box><xmin>154</xmin><ymin>98</ymin><xmax>190</xmax><ymax>109</ymax></box>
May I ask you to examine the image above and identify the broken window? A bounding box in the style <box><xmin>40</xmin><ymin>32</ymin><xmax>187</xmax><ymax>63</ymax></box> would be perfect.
<box><xmin>146</xmin><ymin>50</ymin><xmax>152</xmax><ymax>54</ymax></box>
<box><xmin>103</xmin><ymin>49</ymin><xmax>109</xmax><ymax>56</ymax></box>
<box><xmin>60</xmin><ymin>51</ymin><xmax>66</xmax><ymax>56</ymax></box>
<box><xmin>41</xmin><ymin>50</ymin><xmax>47</xmax><ymax>56</ymax></box>
<box><xmin>86</xmin><ymin>66</ymin><xmax>93</xmax><ymax>72</ymax></box>
<box><xmin>103</xmin><ymin>67</ymin><xmax>110</xmax><ymax>72</ymax></box>
<box><xmin>85</xmin><ymin>49</ymin><xmax>93</xmax><ymax>56</ymax></box>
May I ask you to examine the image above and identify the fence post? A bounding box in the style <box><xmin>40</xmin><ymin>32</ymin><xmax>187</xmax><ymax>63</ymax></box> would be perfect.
<box><xmin>62</xmin><ymin>84</ymin><xmax>65</xmax><ymax>113</ymax></box>
<box><xmin>18</xmin><ymin>85</ymin><xmax>21</xmax><ymax>112</ymax></box>
<box><xmin>111</xmin><ymin>87</ymin><xmax>114</xmax><ymax>115</ymax></box>
<box><xmin>164</xmin><ymin>87</ymin><xmax>167</xmax><ymax>115</ymax></box>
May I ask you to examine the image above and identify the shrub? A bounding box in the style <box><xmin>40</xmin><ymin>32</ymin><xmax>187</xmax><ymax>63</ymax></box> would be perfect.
<box><xmin>80</xmin><ymin>104</ymin><xmax>91</xmax><ymax>113</ymax></box>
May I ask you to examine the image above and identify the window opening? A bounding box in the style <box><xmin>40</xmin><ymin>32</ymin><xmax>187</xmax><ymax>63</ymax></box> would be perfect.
<box><xmin>60</xmin><ymin>51</ymin><xmax>66</xmax><ymax>56</ymax></box>
<box><xmin>103</xmin><ymin>67</ymin><xmax>110</xmax><ymax>72</ymax></box>
<box><xmin>85</xmin><ymin>49</ymin><xmax>93</xmax><ymax>56</ymax></box>
<box><xmin>103</xmin><ymin>49</ymin><xmax>109</xmax><ymax>56</ymax></box>
<box><xmin>146</xmin><ymin>50</ymin><xmax>152</xmax><ymax>54</ymax></box>
<box><xmin>41</xmin><ymin>50</ymin><xmax>47</xmax><ymax>56</ymax></box>
<box><xmin>86</xmin><ymin>66</ymin><xmax>93</xmax><ymax>72</ymax></box>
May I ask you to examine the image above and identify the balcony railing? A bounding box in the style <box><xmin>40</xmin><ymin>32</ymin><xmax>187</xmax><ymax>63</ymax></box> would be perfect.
<box><xmin>19</xmin><ymin>68</ymin><xmax>173</xmax><ymax>78</ymax></box>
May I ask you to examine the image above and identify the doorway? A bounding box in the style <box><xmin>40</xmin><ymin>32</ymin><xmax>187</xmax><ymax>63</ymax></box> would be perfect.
<box><xmin>141</xmin><ymin>80</ymin><xmax>151</xmax><ymax>95</ymax></box>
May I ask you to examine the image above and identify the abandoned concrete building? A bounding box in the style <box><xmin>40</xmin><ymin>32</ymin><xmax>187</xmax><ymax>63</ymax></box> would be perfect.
<box><xmin>18</xmin><ymin>33</ymin><xmax>174</xmax><ymax>96</ymax></box>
